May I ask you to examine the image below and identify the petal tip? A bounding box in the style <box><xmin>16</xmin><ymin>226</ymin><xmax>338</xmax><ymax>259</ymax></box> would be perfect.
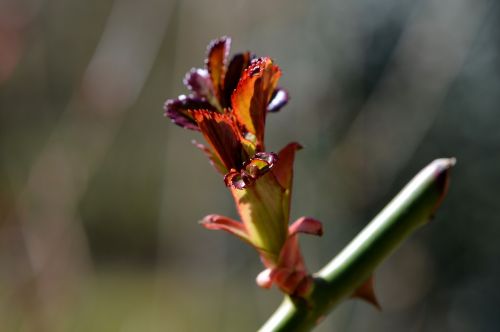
<box><xmin>199</xmin><ymin>214</ymin><xmax>249</xmax><ymax>242</ymax></box>
<box><xmin>289</xmin><ymin>217</ymin><xmax>323</xmax><ymax>237</ymax></box>
<box><xmin>205</xmin><ymin>36</ymin><xmax>232</xmax><ymax>69</ymax></box>
<box><xmin>163</xmin><ymin>95</ymin><xmax>199</xmax><ymax>131</ymax></box>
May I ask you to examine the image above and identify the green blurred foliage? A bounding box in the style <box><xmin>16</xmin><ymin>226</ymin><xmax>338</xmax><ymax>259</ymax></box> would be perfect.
<box><xmin>1</xmin><ymin>0</ymin><xmax>499</xmax><ymax>331</ymax></box>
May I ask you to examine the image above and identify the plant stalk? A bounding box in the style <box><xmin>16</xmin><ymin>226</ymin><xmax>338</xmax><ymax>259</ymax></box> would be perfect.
<box><xmin>259</xmin><ymin>158</ymin><xmax>455</xmax><ymax>331</ymax></box>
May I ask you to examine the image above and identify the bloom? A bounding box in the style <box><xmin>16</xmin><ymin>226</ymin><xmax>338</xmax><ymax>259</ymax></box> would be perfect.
<box><xmin>164</xmin><ymin>37</ymin><xmax>322</xmax><ymax>297</ymax></box>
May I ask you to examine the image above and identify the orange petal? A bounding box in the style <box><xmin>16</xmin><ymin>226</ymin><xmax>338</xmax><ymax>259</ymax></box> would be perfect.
<box><xmin>231</xmin><ymin>57</ymin><xmax>281</xmax><ymax>148</ymax></box>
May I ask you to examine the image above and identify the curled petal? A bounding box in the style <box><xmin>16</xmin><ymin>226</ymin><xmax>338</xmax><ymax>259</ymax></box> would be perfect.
<box><xmin>183</xmin><ymin>68</ymin><xmax>216</xmax><ymax>101</ymax></box>
<box><xmin>200</xmin><ymin>214</ymin><xmax>250</xmax><ymax>244</ymax></box>
<box><xmin>231</xmin><ymin>57</ymin><xmax>281</xmax><ymax>148</ymax></box>
<box><xmin>243</xmin><ymin>159</ymin><xmax>271</xmax><ymax>179</ymax></box>
<box><xmin>224</xmin><ymin>169</ymin><xmax>253</xmax><ymax>189</ymax></box>
<box><xmin>164</xmin><ymin>95</ymin><xmax>215</xmax><ymax>130</ymax></box>
<box><xmin>289</xmin><ymin>217</ymin><xmax>323</xmax><ymax>237</ymax></box>
<box><xmin>267</xmin><ymin>88</ymin><xmax>289</xmax><ymax>113</ymax></box>
<box><xmin>244</xmin><ymin>152</ymin><xmax>278</xmax><ymax>179</ymax></box>
<box><xmin>224</xmin><ymin>152</ymin><xmax>278</xmax><ymax>189</ymax></box>
<box><xmin>206</xmin><ymin>36</ymin><xmax>231</xmax><ymax>101</ymax></box>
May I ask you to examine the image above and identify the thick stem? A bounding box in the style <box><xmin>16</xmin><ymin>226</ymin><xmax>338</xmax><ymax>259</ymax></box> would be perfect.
<box><xmin>259</xmin><ymin>158</ymin><xmax>455</xmax><ymax>332</ymax></box>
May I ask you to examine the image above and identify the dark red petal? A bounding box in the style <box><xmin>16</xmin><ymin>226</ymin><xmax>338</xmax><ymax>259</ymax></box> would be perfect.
<box><xmin>271</xmin><ymin>142</ymin><xmax>302</xmax><ymax>191</ymax></box>
<box><xmin>205</xmin><ymin>36</ymin><xmax>231</xmax><ymax>100</ymax></box>
<box><xmin>288</xmin><ymin>217</ymin><xmax>323</xmax><ymax>237</ymax></box>
<box><xmin>200</xmin><ymin>214</ymin><xmax>250</xmax><ymax>243</ymax></box>
<box><xmin>231</xmin><ymin>57</ymin><xmax>281</xmax><ymax>149</ymax></box>
<box><xmin>164</xmin><ymin>95</ymin><xmax>215</xmax><ymax>131</ymax></box>
<box><xmin>183</xmin><ymin>68</ymin><xmax>215</xmax><ymax>100</ymax></box>
<box><xmin>191</xmin><ymin>110</ymin><xmax>246</xmax><ymax>171</ymax></box>
<box><xmin>222</xmin><ymin>51</ymin><xmax>252</xmax><ymax>107</ymax></box>
<box><xmin>267</xmin><ymin>88</ymin><xmax>289</xmax><ymax>113</ymax></box>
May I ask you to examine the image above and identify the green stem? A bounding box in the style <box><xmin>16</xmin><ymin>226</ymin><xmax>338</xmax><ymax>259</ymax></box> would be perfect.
<box><xmin>259</xmin><ymin>158</ymin><xmax>455</xmax><ymax>332</ymax></box>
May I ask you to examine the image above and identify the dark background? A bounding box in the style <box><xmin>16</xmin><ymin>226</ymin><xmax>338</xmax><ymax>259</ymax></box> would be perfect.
<box><xmin>1</xmin><ymin>0</ymin><xmax>499</xmax><ymax>331</ymax></box>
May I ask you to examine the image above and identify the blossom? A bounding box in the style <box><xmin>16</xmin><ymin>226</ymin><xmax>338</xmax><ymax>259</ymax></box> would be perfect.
<box><xmin>164</xmin><ymin>37</ymin><xmax>323</xmax><ymax>297</ymax></box>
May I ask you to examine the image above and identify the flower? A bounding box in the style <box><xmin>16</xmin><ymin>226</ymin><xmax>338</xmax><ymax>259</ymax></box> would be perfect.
<box><xmin>165</xmin><ymin>37</ymin><xmax>288</xmax><ymax>174</ymax></box>
<box><xmin>164</xmin><ymin>37</ymin><xmax>322</xmax><ymax>297</ymax></box>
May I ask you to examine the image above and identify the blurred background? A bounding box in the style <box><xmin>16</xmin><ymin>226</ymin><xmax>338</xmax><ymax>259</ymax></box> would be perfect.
<box><xmin>0</xmin><ymin>0</ymin><xmax>499</xmax><ymax>331</ymax></box>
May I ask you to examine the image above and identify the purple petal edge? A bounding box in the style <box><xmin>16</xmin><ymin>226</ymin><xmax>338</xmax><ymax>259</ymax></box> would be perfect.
<box><xmin>164</xmin><ymin>95</ymin><xmax>215</xmax><ymax>131</ymax></box>
<box><xmin>183</xmin><ymin>68</ymin><xmax>215</xmax><ymax>100</ymax></box>
<box><xmin>205</xmin><ymin>36</ymin><xmax>232</xmax><ymax>66</ymax></box>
